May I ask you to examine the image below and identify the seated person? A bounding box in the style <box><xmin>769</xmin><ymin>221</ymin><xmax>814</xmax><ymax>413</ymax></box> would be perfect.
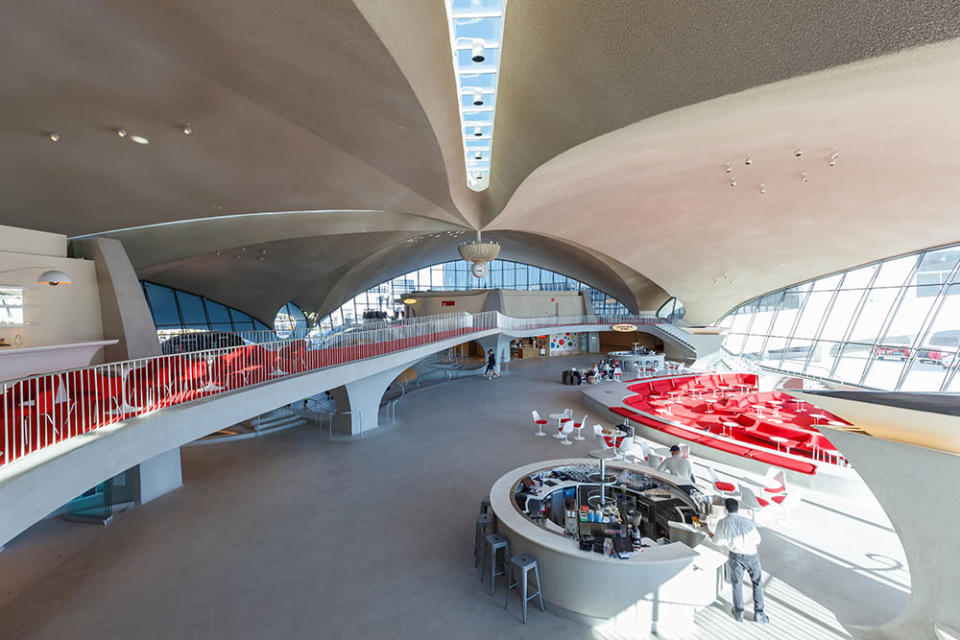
<box><xmin>600</xmin><ymin>362</ymin><xmax>612</xmax><ymax>380</ymax></box>
<box><xmin>585</xmin><ymin>363</ymin><xmax>599</xmax><ymax>383</ymax></box>
<box><xmin>657</xmin><ymin>444</ymin><xmax>697</xmax><ymax>493</ymax></box>
<box><xmin>570</xmin><ymin>367</ymin><xmax>582</xmax><ymax>385</ymax></box>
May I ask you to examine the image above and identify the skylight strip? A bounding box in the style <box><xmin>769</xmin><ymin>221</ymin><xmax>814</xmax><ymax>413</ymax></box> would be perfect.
<box><xmin>444</xmin><ymin>0</ymin><xmax>507</xmax><ymax>192</ymax></box>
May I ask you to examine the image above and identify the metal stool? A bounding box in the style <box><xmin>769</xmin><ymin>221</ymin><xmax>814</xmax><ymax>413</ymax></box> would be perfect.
<box><xmin>479</xmin><ymin>495</ymin><xmax>491</xmax><ymax>515</ymax></box>
<box><xmin>504</xmin><ymin>553</ymin><xmax>544</xmax><ymax>624</ymax></box>
<box><xmin>479</xmin><ymin>533</ymin><xmax>510</xmax><ymax>595</ymax></box>
<box><xmin>474</xmin><ymin>513</ymin><xmax>495</xmax><ymax>567</ymax></box>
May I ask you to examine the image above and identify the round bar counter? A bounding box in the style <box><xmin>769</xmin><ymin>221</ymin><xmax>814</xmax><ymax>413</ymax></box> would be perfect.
<box><xmin>489</xmin><ymin>458</ymin><xmax>727</xmax><ymax>635</ymax></box>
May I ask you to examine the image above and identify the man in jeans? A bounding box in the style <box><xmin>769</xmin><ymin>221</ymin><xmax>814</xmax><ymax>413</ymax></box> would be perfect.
<box><xmin>708</xmin><ymin>498</ymin><xmax>770</xmax><ymax>623</ymax></box>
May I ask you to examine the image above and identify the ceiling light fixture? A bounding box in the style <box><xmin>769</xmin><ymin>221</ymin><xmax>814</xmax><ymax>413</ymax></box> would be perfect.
<box><xmin>474</xmin><ymin>151</ymin><xmax>483</xmax><ymax>160</ymax></box>
<box><xmin>116</xmin><ymin>129</ymin><xmax>127</xmax><ymax>138</ymax></box>
<box><xmin>759</xmin><ymin>183</ymin><xmax>767</xmax><ymax>194</ymax></box>
<box><xmin>794</xmin><ymin>147</ymin><xmax>803</xmax><ymax>157</ymax></box>
<box><xmin>744</xmin><ymin>155</ymin><xmax>752</xmax><ymax>166</ymax></box>
<box><xmin>473</xmin><ymin>126</ymin><xmax>483</xmax><ymax>137</ymax></box>
<box><xmin>458</xmin><ymin>230</ymin><xmax>500</xmax><ymax>278</ymax></box>
<box><xmin>129</xmin><ymin>135</ymin><xmax>149</xmax><ymax>145</ymax></box>
<box><xmin>472</xmin><ymin>91</ymin><xmax>484</xmax><ymax>106</ymax></box>
<box><xmin>724</xmin><ymin>162</ymin><xmax>732</xmax><ymax>174</ymax></box>
<box><xmin>801</xmin><ymin>172</ymin><xmax>809</xmax><ymax>183</ymax></box>
<box><xmin>471</xmin><ymin>39</ymin><xmax>486</xmax><ymax>63</ymax></box>
<box><xmin>182</xmin><ymin>124</ymin><xmax>192</xmax><ymax>135</ymax></box>
<box><xmin>829</xmin><ymin>150</ymin><xmax>839</xmax><ymax>167</ymax></box>
<box><xmin>729</xmin><ymin>177</ymin><xmax>737</xmax><ymax>187</ymax></box>
<box><xmin>48</xmin><ymin>132</ymin><xmax>61</xmax><ymax>143</ymax></box>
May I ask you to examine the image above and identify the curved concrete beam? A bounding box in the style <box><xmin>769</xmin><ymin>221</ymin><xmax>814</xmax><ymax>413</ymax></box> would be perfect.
<box><xmin>820</xmin><ymin>427</ymin><xmax>959</xmax><ymax>640</ymax></box>
<box><xmin>0</xmin><ymin>329</ymin><xmax>497</xmax><ymax>548</ymax></box>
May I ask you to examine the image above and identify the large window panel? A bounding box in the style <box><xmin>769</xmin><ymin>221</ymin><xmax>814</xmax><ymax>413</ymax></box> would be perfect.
<box><xmin>780</xmin><ymin>338</ymin><xmax>813</xmax><ymax>373</ymax></box>
<box><xmin>873</xmin><ymin>254</ymin><xmax>918</xmax><ymax>288</ymax></box>
<box><xmin>204</xmin><ymin>300</ymin><xmax>233</xmax><ymax>331</ymax></box>
<box><xmin>724</xmin><ymin>333</ymin><xmax>747</xmax><ymax>355</ymax></box>
<box><xmin>881</xmin><ymin>286</ymin><xmax>940</xmax><ymax>346</ymax></box>
<box><xmin>805</xmin><ymin>340</ymin><xmax>841</xmax><ymax>378</ymax></box>
<box><xmin>839</xmin><ymin>264</ymin><xmax>877</xmax><ymax>289</ymax></box>
<box><xmin>862</xmin><ymin>346</ymin><xmax>907</xmax><ymax>389</ymax></box>
<box><xmin>175</xmin><ymin>291</ymin><xmax>208</xmax><ymax>330</ymax></box>
<box><xmin>811</xmin><ymin>273</ymin><xmax>843</xmax><ymax>291</ymax></box>
<box><xmin>792</xmin><ymin>290</ymin><xmax>834</xmax><ymax>340</ymax></box>
<box><xmin>915</xmin><ymin>246</ymin><xmax>960</xmax><ymax>288</ymax></box>
<box><xmin>833</xmin><ymin>342</ymin><xmax>874</xmax><ymax>384</ymax></box>
<box><xmin>847</xmin><ymin>287</ymin><xmax>900</xmax><ymax>344</ymax></box>
<box><xmin>819</xmin><ymin>289</ymin><xmax>865</xmax><ymax>341</ymax></box>
<box><xmin>143</xmin><ymin>282</ymin><xmax>181</xmax><ymax>329</ymax></box>
<box><xmin>769</xmin><ymin>284</ymin><xmax>809</xmax><ymax>336</ymax></box>
<box><xmin>730</xmin><ymin>311</ymin><xmax>755</xmax><ymax>334</ymax></box>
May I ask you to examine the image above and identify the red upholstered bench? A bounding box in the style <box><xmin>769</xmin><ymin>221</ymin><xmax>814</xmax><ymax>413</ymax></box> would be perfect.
<box><xmin>746</xmin><ymin>450</ymin><xmax>817</xmax><ymax>475</ymax></box>
<box><xmin>699</xmin><ymin>437</ymin><xmax>752</xmax><ymax>456</ymax></box>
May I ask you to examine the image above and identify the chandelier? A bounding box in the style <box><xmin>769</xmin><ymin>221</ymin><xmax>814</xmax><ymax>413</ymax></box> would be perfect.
<box><xmin>457</xmin><ymin>230</ymin><xmax>500</xmax><ymax>278</ymax></box>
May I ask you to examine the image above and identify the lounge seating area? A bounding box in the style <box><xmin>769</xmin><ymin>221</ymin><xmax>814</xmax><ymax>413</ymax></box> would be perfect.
<box><xmin>605</xmin><ymin>372</ymin><xmax>851</xmax><ymax>476</ymax></box>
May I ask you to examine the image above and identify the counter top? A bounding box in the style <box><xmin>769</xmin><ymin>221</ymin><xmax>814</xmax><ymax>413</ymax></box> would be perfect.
<box><xmin>0</xmin><ymin>339</ymin><xmax>118</xmax><ymax>382</ymax></box>
<box><xmin>490</xmin><ymin>457</ymin><xmax>722</xmax><ymax>567</ymax></box>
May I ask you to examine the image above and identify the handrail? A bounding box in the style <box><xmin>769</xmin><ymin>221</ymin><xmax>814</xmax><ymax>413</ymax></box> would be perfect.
<box><xmin>1</xmin><ymin>310</ymin><xmax>684</xmax><ymax>469</ymax></box>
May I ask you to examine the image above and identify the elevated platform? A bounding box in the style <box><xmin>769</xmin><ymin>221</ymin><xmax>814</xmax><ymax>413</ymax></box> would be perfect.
<box><xmin>580</xmin><ymin>375</ymin><xmax>868</xmax><ymax>497</ymax></box>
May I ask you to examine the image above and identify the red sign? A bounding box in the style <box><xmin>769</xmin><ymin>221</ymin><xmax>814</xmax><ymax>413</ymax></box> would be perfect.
<box><xmin>441</xmin><ymin>300</ymin><xmax>455</xmax><ymax>307</ymax></box>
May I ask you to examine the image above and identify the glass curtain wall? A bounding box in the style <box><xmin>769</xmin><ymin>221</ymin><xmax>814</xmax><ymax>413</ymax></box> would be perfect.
<box><xmin>142</xmin><ymin>281</ymin><xmax>271</xmax><ymax>340</ymax></box>
<box><xmin>718</xmin><ymin>243</ymin><xmax>960</xmax><ymax>392</ymax></box>
<box><xmin>309</xmin><ymin>259</ymin><xmax>632</xmax><ymax>332</ymax></box>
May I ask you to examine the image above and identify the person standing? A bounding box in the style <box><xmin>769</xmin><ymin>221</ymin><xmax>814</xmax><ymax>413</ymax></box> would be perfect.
<box><xmin>656</xmin><ymin>444</ymin><xmax>696</xmax><ymax>491</ymax></box>
<box><xmin>708</xmin><ymin>498</ymin><xmax>770</xmax><ymax>624</ymax></box>
<box><xmin>485</xmin><ymin>349</ymin><xmax>497</xmax><ymax>379</ymax></box>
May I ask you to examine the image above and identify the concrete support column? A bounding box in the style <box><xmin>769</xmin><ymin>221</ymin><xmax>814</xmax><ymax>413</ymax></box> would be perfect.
<box><xmin>330</xmin><ymin>364</ymin><xmax>409</xmax><ymax>435</ymax></box>
<box><xmin>69</xmin><ymin>238</ymin><xmax>179</xmax><ymax>504</ymax></box>
<box><xmin>136</xmin><ymin>448</ymin><xmax>183</xmax><ymax>504</ymax></box>
<box><xmin>477</xmin><ymin>334</ymin><xmax>510</xmax><ymax>375</ymax></box>
<box><xmin>69</xmin><ymin>236</ymin><xmax>160</xmax><ymax>362</ymax></box>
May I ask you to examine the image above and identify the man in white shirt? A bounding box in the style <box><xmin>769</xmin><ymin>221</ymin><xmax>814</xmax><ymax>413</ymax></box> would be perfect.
<box><xmin>657</xmin><ymin>445</ymin><xmax>695</xmax><ymax>489</ymax></box>
<box><xmin>708</xmin><ymin>498</ymin><xmax>770</xmax><ymax>624</ymax></box>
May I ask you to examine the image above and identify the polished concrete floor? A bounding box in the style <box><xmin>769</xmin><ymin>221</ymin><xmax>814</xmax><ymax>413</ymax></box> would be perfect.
<box><xmin>0</xmin><ymin>355</ymin><xmax>909</xmax><ymax>639</ymax></box>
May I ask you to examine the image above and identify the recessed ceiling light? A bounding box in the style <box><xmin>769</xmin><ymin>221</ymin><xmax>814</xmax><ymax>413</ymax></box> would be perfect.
<box><xmin>130</xmin><ymin>135</ymin><xmax>149</xmax><ymax>145</ymax></box>
<box><xmin>472</xmin><ymin>91</ymin><xmax>484</xmax><ymax>106</ymax></box>
<box><xmin>116</xmin><ymin>129</ymin><xmax>127</xmax><ymax>138</ymax></box>
<box><xmin>744</xmin><ymin>155</ymin><xmax>752</xmax><ymax>166</ymax></box>
<box><xmin>759</xmin><ymin>183</ymin><xmax>767</xmax><ymax>194</ymax></box>
<box><xmin>48</xmin><ymin>132</ymin><xmax>61</xmax><ymax>143</ymax></box>
<box><xmin>473</xmin><ymin>126</ymin><xmax>483</xmax><ymax>137</ymax></box>
<box><xmin>181</xmin><ymin>124</ymin><xmax>192</xmax><ymax>135</ymax></box>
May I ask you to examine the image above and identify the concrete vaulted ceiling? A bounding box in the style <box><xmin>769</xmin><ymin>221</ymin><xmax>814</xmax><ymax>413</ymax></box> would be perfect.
<box><xmin>2</xmin><ymin>1</ymin><xmax>959</xmax><ymax>325</ymax></box>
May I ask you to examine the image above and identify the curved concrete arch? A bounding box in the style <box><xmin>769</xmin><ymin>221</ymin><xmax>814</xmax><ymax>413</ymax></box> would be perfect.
<box><xmin>300</xmin><ymin>230</ymin><xmax>668</xmax><ymax>321</ymax></box>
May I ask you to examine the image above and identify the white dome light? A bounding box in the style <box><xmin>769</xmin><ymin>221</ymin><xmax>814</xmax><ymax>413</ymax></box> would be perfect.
<box><xmin>471</xmin><ymin>39</ymin><xmax>486</xmax><ymax>63</ymax></box>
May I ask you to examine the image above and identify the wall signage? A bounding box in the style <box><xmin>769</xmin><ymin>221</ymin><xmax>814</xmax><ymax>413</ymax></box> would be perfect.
<box><xmin>441</xmin><ymin>300</ymin><xmax>455</xmax><ymax>307</ymax></box>
<box><xmin>611</xmin><ymin>323</ymin><xmax>638</xmax><ymax>333</ymax></box>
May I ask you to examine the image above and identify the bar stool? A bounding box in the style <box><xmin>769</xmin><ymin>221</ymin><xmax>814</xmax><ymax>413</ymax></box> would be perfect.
<box><xmin>479</xmin><ymin>495</ymin><xmax>491</xmax><ymax>515</ymax></box>
<box><xmin>474</xmin><ymin>513</ymin><xmax>495</xmax><ymax>567</ymax></box>
<box><xmin>479</xmin><ymin>533</ymin><xmax>510</xmax><ymax>595</ymax></box>
<box><xmin>503</xmin><ymin>553</ymin><xmax>544</xmax><ymax>624</ymax></box>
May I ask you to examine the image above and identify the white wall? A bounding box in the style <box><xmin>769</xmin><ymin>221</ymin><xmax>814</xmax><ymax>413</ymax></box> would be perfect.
<box><xmin>500</xmin><ymin>290</ymin><xmax>587</xmax><ymax>317</ymax></box>
<box><xmin>0</xmin><ymin>225</ymin><xmax>103</xmax><ymax>349</ymax></box>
